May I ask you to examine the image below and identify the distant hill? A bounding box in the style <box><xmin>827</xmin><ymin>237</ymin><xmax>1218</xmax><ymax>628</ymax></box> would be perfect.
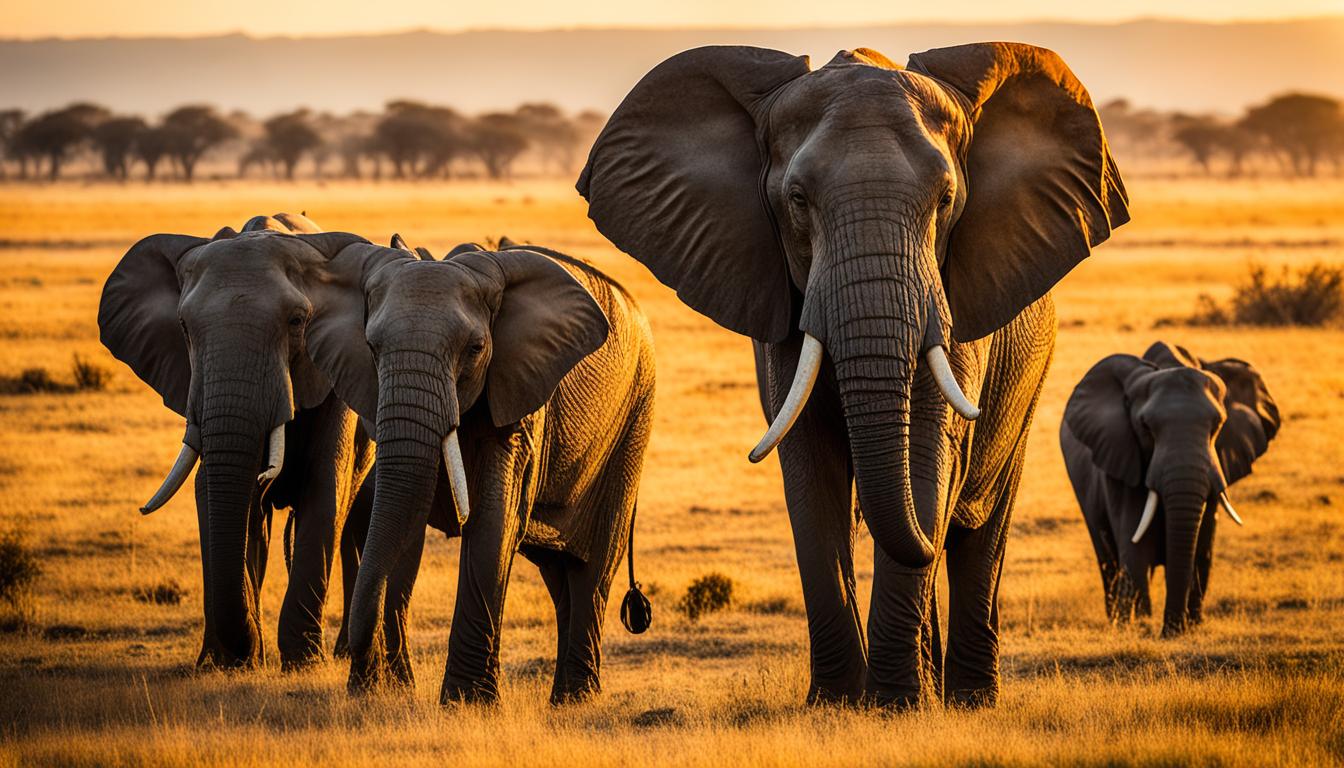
<box><xmin>2</xmin><ymin>19</ymin><xmax>1342</xmax><ymax>116</ymax></box>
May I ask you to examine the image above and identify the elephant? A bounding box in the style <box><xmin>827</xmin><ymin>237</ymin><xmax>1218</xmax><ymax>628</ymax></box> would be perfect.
<box><xmin>1060</xmin><ymin>341</ymin><xmax>1280</xmax><ymax>635</ymax></box>
<box><xmin>300</xmin><ymin>235</ymin><xmax>655</xmax><ymax>704</ymax></box>
<box><xmin>578</xmin><ymin>43</ymin><xmax>1129</xmax><ymax>708</ymax></box>
<box><xmin>98</xmin><ymin>213</ymin><xmax>380</xmax><ymax>669</ymax></box>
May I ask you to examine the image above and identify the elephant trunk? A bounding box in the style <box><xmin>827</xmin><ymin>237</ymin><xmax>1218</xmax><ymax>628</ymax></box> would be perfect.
<box><xmin>346</xmin><ymin>352</ymin><xmax>450</xmax><ymax>689</ymax></box>
<box><xmin>198</xmin><ymin>414</ymin><xmax>266</xmax><ymax>666</ymax></box>
<box><xmin>1158</xmin><ymin>465</ymin><xmax>1213</xmax><ymax>637</ymax></box>
<box><xmin>819</xmin><ymin>230</ymin><xmax>940</xmax><ymax>569</ymax></box>
<box><xmin>195</xmin><ymin>336</ymin><xmax>294</xmax><ymax>667</ymax></box>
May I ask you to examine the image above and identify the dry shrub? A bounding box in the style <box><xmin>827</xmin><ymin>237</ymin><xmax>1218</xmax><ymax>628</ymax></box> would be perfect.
<box><xmin>1177</xmin><ymin>263</ymin><xmax>1344</xmax><ymax>327</ymax></box>
<box><xmin>132</xmin><ymin>578</ymin><xmax>186</xmax><ymax>606</ymax></box>
<box><xmin>71</xmin><ymin>354</ymin><xmax>111</xmax><ymax>391</ymax></box>
<box><xmin>679</xmin><ymin>572</ymin><xmax>734</xmax><ymax>621</ymax></box>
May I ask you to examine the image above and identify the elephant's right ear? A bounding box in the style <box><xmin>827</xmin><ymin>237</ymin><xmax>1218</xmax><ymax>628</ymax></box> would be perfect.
<box><xmin>98</xmin><ymin>234</ymin><xmax>208</xmax><ymax>415</ymax></box>
<box><xmin>304</xmin><ymin>244</ymin><xmax>403</xmax><ymax>430</ymax></box>
<box><xmin>578</xmin><ymin>46</ymin><xmax>811</xmax><ymax>343</ymax></box>
<box><xmin>1063</xmin><ymin>354</ymin><xmax>1153</xmax><ymax>486</ymax></box>
<box><xmin>1202</xmin><ymin>357</ymin><xmax>1280</xmax><ymax>485</ymax></box>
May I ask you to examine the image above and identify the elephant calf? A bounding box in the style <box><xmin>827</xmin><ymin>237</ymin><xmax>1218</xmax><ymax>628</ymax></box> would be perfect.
<box><xmin>1060</xmin><ymin>341</ymin><xmax>1279</xmax><ymax>635</ymax></box>
<box><xmin>304</xmin><ymin>236</ymin><xmax>655</xmax><ymax>704</ymax></box>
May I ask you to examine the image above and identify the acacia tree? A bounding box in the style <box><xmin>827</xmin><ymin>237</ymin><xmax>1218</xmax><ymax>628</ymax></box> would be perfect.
<box><xmin>372</xmin><ymin>101</ymin><xmax>463</xmax><ymax>179</ymax></box>
<box><xmin>91</xmin><ymin>116</ymin><xmax>147</xmax><ymax>179</ymax></box>
<box><xmin>470</xmin><ymin>113</ymin><xmax>528</xmax><ymax>179</ymax></box>
<box><xmin>1241</xmin><ymin>93</ymin><xmax>1344</xmax><ymax>176</ymax></box>
<box><xmin>161</xmin><ymin>105</ymin><xmax>237</xmax><ymax>181</ymax></box>
<box><xmin>514</xmin><ymin>102</ymin><xmax>580</xmax><ymax>174</ymax></box>
<box><xmin>263</xmin><ymin>109</ymin><xmax>322</xmax><ymax>180</ymax></box>
<box><xmin>134</xmin><ymin>125</ymin><xmax>170</xmax><ymax>180</ymax></box>
<box><xmin>14</xmin><ymin>103</ymin><xmax>108</xmax><ymax>179</ymax></box>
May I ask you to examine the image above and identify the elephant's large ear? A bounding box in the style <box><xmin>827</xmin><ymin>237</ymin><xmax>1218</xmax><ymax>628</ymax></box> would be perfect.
<box><xmin>1203</xmin><ymin>357</ymin><xmax>1280</xmax><ymax>485</ymax></box>
<box><xmin>302</xmin><ymin>239</ymin><xmax>389</xmax><ymax>430</ymax></box>
<box><xmin>908</xmin><ymin>43</ymin><xmax>1130</xmax><ymax>342</ymax></box>
<box><xmin>459</xmin><ymin>249</ymin><xmax>609</xmax><ymax>427</ymax></box>
<box><xmin>1063</xmin><ymin>354</ymin><xmax>1153</xmax><ymax>486</ymax></box>
<box><xmin>98</xmin><ymin>234</ymin><xmax>208</xmax><ymax>415</ymax></box>
<box><xmin>578</xmin><ymin>46</ymin><xmax>811</xmax><ymax>343</ymax></box>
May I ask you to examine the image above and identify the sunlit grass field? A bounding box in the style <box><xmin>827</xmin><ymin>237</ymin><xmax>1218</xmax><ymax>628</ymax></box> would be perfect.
<box><xmin>1</xmin><ymin>177</ymin><xmax>1341</xmax><ymax>766</ymax></box>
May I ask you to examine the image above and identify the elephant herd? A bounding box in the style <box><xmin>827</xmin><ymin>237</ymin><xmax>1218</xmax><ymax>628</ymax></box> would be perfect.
<box><xmin>97</xmin><ymin>42</ymin><xmax>1278</xmax><ymax>710</ymax></box>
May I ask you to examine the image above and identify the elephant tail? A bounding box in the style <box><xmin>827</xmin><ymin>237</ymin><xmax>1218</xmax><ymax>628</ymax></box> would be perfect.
<box><xmin>619</xmin><ymin>503</ymin><xmax>652</xmax><ymax>635</ymax></box>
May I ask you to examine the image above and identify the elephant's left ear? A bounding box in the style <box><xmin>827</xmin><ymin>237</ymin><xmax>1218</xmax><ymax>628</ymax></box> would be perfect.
<box><xmin>1202</xmin><ymin>357</ymin><xmax>1280</xmax><ymax>485</ymax></box>
<box><xmin>908</xmin><ymin>43</ymin><xmax>1131</xmax><ymax>342</ymax></box>
<box><xmin>460</xmin><ymin>249</ymin><xmax>609</xmax><ymax>427</ymax></box>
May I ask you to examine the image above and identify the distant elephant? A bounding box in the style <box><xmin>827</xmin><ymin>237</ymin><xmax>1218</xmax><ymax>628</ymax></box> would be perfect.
<box><xmin>579</xmin><ymin>43</ymin><xmax>1129</xmax><ymax>707</ymax></box>
<box><xmin>99</xmin><ymin>213</ymin><xmax>381</xmax><ymax>669</ymax></box>
<box><xmin>1061</xmin><ymin>341</ymin><xmax>1279</xmax><ymax>635</ymax></box>
<box><xmin>303</xmin><ymin>237</ymin><xmax>655</xmax><ymax>704</ymax></box>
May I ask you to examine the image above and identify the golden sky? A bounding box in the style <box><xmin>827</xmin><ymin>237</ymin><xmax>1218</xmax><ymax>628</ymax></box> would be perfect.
<box><xmin>9</xmin><ymin>0</ymin><xmax>1344</xmax><ymax>39</ymax></box>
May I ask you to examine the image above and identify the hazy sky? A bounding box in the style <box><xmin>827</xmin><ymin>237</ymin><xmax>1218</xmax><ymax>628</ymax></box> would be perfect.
<box><xmin>9</xmin><ymin>0</ymin><xmax>1344</xmax><ymax>38</ymax></box>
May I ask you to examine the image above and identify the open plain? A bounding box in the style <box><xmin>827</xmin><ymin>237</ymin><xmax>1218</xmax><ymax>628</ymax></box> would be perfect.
<box><xmin>0</xmin><ymin>176</ymin><xmax>1341</xmax><ymax>766</ymax></box>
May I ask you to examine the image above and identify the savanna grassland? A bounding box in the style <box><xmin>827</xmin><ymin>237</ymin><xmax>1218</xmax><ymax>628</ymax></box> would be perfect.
<box><xmin>0</xmin><ymin>177</ymin><xmax>1341</xmax><ymax>766</ymax></box>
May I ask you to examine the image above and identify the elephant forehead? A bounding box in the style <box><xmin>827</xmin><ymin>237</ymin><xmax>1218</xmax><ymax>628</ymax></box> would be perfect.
<box><xmin>181</xmin><ymin>233</ymin><xmax>319</xmax><ymax>275</ymax></box>
<box><xmin>1147</xmin><ymin>369</ymin><xmax>1227</xmax><ymax>413</ymax></box>
<box><xmin>380</xmin><ymin>260</ymin><xmax>490</xmax><ymax>307</ymax></box>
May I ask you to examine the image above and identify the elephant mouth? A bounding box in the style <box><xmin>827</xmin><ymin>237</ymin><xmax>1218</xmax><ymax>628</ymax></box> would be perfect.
<box><xmin>139</xmin><ymin>422</ymin><xmax>288</xmax><ymax>514</ymax></box>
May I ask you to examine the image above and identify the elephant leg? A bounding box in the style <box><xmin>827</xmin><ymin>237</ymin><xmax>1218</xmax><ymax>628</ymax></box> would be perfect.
<box><xmin>278</xmin><ymin>500</ymin><xmax>339</xmax><ymax>668</ymax></box>
<box><xmin>552</xmin><ymin>389</ymin><xmax>651</xmax><ymax>705</ymax></box>
<box><xmin>1083</xmin><ymin>512</ymin><xmax>1122</xmax><ymax>623</ymax></box>
<box><xmin>384</xmin><ymin>521</ymin><xmax>426</xmax><ymax>687</ymax></box>
<box><xmin>866</xmin><ymin>546</ymin><xmax>943</xmax><ymax>709</ymax></box>
<box><xmin>761</xmin><ymin>340</ymin><xmax>865</xmax><ymax>704</ymax></box>
<box><xmin>1115</xmin><ymin>544</ymin><xmax>1152</xmax><ymax>622</ymax></box>
<box><xmin>943</xmin><ymin>513</ymin><xmax>1009</xmax><ymax>708</ymax></box>
<box><xmin>334</xmin><ymin>473</ymin><xmax>374</xmax><ymax>658</ymax></box>
<box><xmin>1187</xmin><ymin>505</ymin><xmax>1216</xmax><ymax>626</ymax></box>
<box><xmin>440</xmin><ymin>431</ymin><xmax>534</xmax><ymax>705</ymax></box>
<box><xmin>243</xmin><ymin>500</ymin><xmax>272</xmax><ymax>666</ymax></box>
<box><xmin>537</xmin><ymin>555</ymin><xmax>573</xmax><ymax>700</ymax></box>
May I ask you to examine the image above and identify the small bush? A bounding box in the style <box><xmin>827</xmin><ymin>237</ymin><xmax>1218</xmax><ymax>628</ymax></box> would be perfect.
<box><xmin>72</xmin><ymin>354</ymin><xmax>111</xmax><ymax>391</ymax></box>
<box><xmin>132</xmin><ymin>578</ymin><xmax>185</xmax><ymax>606</ymax></box>
<box><xmin>1175</xmin><ymin>263</ymin><xmax>1344</xmax><ymax>327</ymax></box>
<box><xmin>0</xmin><ymin>531</ymin><xmax>41</xmax><ymax>631</ymax></box>
<box><xmin>19</xmin><ymin>367</ymin><xmax>68</xmax><ymax>393</ymax></box>
<box><xmin>679</xmin><ymin>572</ymin><xmax>734</xmax><ymax>621</ymax></box>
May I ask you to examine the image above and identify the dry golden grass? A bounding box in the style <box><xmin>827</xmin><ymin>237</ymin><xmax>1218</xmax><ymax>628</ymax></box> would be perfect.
<box><xmin>1</xmin><ymin>177</ymin><xmax>1341</xmax><ymax>766</ymax></box>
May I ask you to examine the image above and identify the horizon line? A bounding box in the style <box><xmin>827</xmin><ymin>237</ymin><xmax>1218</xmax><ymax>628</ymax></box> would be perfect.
<box><xmin>4</xmin><ymin>14</ymin><xmax>1342</xmax><ymax>44</ymax></box>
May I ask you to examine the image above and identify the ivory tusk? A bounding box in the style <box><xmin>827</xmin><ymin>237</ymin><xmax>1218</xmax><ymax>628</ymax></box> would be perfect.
<box><xmin>749</xmin><ymin>334</ymin><xmax>824</xmax><ymax>463</ymax></box>
<box><xmin>141</xmin><ymin>442</ymin><xmax>199</xmax><ymax>514</ymax></box>
<box><xmin>1130</xmin><ymin>489</ymin><xmax>1160</xmax><ymax>544</ymax></box>
<box><xmin>442</xmin><ymin>430</ymin><xmax>471</xmax><ymax>525</ymax></box>
<box><xmin>1219</xmin><ymin>491</ymin><xmax>1244</xmax><ymax>526</ymax></box>
<box><xmin>925</xmin><ymin>345</ymin><xmax>980</xmax><ymax>420</ymax></box>
<box><xmin>257</xmin><ymin>424</ymin><xmax>286</xmax><ymax>483</ymax></box>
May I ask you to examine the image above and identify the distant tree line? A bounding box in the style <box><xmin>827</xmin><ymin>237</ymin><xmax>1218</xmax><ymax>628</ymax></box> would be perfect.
<box><xmin>0</xmin><ymin>100</ymin><xmax>607</xmax><ymax>182</ymax></box>
<box><xmin>1100</xmin><ymin>92</ymin><xmax>1344</xmax><ymax>177</ymax></box>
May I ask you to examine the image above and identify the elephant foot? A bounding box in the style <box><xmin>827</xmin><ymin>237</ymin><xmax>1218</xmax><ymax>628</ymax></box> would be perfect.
<box><xmin>280</xmin><ymin>650</ymin><xmax>327</xmax><ymax>673</ymax></box>
<box><xmin>440</xmin><ymin>678</ymin><xmax>500</xmax><ymax>706</ymax></box>
<box><xmin>196</xmin><ymin>640</ymin><xmax>263</xmax><ymax>671</ymax></box>
<box><xmin>1160</xmin><ymin>621</ymin><xmax>1191</xmax><ymax>639</ymax></box>
<box><xmin>387</xmin><ymin>652</ymin><xmax>415</xmax><ymax>688</ymax></box>
<box><xmin>863</xmin><ymin>688</ymin><xmax>923</xmax><ymax>712</ymax></box>
<box><xmin>550</xmin><ymin>676</ymin><xmax>600</xmax><ymax>706</ymax></box>
<box><xmin>806</xmin><ymin>679</ymin><xmax>865</xmax><ymax>707</ymax></box>
<box><xmin>332</xmin><ymin>630</ymin><xmax>350</xmax><ymax>659</ymax></box>
<box><xmin>945</xmin><ymin>685</ymin><xmax>998</xmax><ymax>709</ymax></box>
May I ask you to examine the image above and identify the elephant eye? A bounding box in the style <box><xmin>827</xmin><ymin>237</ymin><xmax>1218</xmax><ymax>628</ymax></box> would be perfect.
<box><xmin>939</xmin><ymin>191</ymin><xmax>954</xmax><ymax>211</ymax></box>
<box><xmin>788</xmin><ymin>189</ymin><xmax>807</xmax><ymax>208</ymax></box>
<box><xmin>468</xmin><ymin>340</ymin><xmax>486</xmax><ymax>356</ymax></box>
<box><xmin>289</xmin><ymin>311</ymin><xmax>308</xmax><ymax>328</ymax></box>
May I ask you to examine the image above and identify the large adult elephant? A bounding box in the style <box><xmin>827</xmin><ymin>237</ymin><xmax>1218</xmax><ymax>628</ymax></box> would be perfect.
<box><xmin>302</xmin><ymin>237</ymin><xmax>655</xmax><ymax>703</ymax></box>
<box><xmin>1061</xmin><ymin>341</ymin><xmax>1279</xmax><ymax>635</ymax></box>
<box><xmin>579</xmin><ymin>44</ymin><xmax>1129</xmax><ymax>707</ymax></box>
<box><xmin>99</xmin><ymin>214</ymin><xmax>378</xmax><ymax>669</ymax></box>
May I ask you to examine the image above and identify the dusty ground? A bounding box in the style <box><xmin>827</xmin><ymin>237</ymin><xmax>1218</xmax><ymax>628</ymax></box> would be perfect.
<box><xmin>0</xmin><ymin>177</ymin><xmax>1341</xmax><ymax>766</ymax></box>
